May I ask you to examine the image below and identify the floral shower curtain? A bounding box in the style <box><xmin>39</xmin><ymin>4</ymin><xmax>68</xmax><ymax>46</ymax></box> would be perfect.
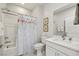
<box><xmin>17</xmin><ymin>15</ymin><xmax>37</xmax><ymax>55</ymax></box>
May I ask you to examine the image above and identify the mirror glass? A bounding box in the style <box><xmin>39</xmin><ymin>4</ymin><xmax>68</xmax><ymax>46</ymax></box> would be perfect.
<box><xmin>53</xmin><ymin>4</ymin><xmax>76</xmax><ymax>36</ymax></box>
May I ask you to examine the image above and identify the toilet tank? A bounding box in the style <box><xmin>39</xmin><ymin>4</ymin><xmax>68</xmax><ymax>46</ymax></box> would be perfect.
<box><xmin>41</xmin><ymin>36</ymin><xmax>49</xmax><ymax>44</ymax></box>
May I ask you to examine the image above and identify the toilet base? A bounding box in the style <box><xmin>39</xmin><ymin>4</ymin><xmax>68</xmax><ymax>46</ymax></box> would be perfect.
<box><xmin>37</xmin><ymin>49</ymin><xmax>42</xmax><ymax>56</ymax></box>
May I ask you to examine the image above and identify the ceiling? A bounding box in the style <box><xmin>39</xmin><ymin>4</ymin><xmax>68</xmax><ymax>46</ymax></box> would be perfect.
<box><xmin>14</xmin><ymin>3</ymin><xmax>46</xmax><ymax>11</ymax></box>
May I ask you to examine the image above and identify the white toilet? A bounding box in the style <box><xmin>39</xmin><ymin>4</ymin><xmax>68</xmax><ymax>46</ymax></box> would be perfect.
<box><xmin>34</xmin><ymin>36</ymin><xmax>48</xmax><ymax>56</ymax></box>
<box><xmin>34</xmin><ymin>43</ymin><xmax>44</xmax><ymax>56</ymax></box>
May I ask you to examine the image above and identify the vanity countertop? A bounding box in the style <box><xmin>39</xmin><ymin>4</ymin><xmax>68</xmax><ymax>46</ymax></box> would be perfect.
<box><xmin>46</xmin><ymin>37</ymin><xmax>79</xmax><ymax>52</ymax></box>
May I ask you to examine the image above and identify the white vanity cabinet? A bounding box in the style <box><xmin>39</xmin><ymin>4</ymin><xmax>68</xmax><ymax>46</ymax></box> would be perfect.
<box><xmin>46</xmin><ymin>39</ymin><xmax>79</xmax><ymax>56</ymax></box>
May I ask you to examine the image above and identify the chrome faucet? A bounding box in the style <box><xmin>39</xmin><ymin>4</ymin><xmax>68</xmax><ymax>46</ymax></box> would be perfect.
<box><xmin>61</xmin><ymin>32</ymin><xmax>67</xmax><ymax>40</ymax></box>
<box><xmin>61</xmin><ymin>20</ymin><xmax>72</xmax><ymax>41</ymax></box>
<box><xmin>61</xmin><ymin>20</ymin><xmax>67</xmax><ymax>40</ymax></box>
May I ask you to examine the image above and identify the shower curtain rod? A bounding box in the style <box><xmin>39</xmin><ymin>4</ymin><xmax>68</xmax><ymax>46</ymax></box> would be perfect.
<box><xmin>1</xmin><ymin>8</ymin><xmax>37</xmax><ymax>18</ymax></box>
<box><xmin>2</xmin><ymin>11</ymin><xmax>18</xmax><ymax>16</ymax></box>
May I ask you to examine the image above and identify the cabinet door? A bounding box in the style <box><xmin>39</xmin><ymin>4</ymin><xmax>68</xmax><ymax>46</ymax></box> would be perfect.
<box><xmin>0</xmin><ymin>47</ymin><xmax>3</xmax><ymax>56</ymax></box>
<box><xmin>46</xmin><ymin>46</ymin><xmax>56</xmax><ymax>56</ymax></box>
<box><xmin>46</xmin><ymin>46</ymin><xmax>66</xmax><ymax>56</ymax></box>
<box><xmin>55</xmin><ymin>51</ymin><xmax>66</xmax><ymax>56</ymax></box>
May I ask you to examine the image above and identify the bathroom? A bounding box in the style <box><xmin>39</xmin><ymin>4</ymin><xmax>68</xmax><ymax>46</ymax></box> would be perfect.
<box><xmin>0</xmin><ymin>3</ymin><xmax>79</xmax><ymax>56</ymax></box>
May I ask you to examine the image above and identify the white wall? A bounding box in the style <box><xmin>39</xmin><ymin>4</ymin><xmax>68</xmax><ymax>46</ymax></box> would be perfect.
<box><xmin>0</xmin><ymin>3</ymin><xmax>6</xmax><ymax>40</ymax></box>
<box><xmin>0</xmin><ymin>3</ymin><xmax>6</xmax><ymax>22</ymax></box>
<box><xmin>0</xmin><ymin>3</ymin><xmax>6</xmax><ymax>55</ymax></box>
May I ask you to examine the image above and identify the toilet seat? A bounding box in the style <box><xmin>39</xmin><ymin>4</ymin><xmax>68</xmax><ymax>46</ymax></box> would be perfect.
<box><xmin>34</xmin><ymin>43</ymin><xmax>44</xmax><ymax>50</ymax></box>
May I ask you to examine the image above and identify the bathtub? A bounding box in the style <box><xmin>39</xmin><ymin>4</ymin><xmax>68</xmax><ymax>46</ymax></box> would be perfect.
<box><xmin>3</xmin><ymin>47</ymin><xmax>17</xmax><ymax>56</ymax></box>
